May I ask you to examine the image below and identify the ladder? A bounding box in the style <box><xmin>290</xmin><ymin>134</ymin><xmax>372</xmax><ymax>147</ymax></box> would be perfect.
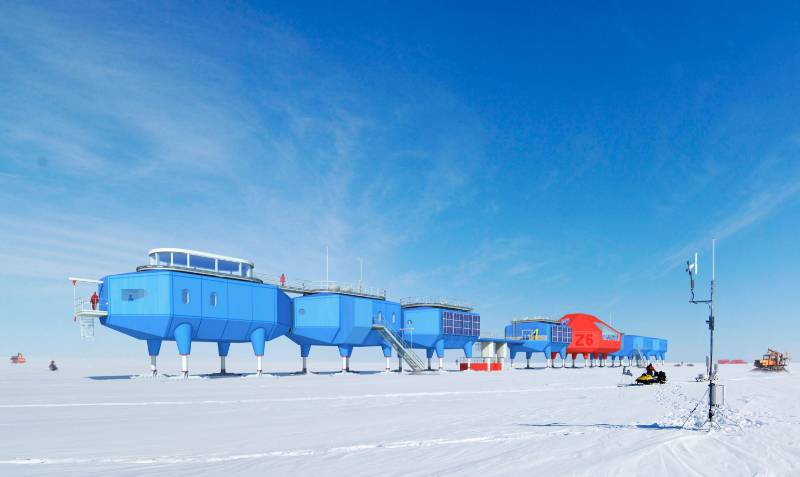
<box><xmin>371</xmin><ymin>323</ymin><xmax>426</xmax><ymax>372</ymax></box>
<box><xmin>633</xmin><ymin>348</ymin><xmax>645</xmax><ymax>367</ymax></box>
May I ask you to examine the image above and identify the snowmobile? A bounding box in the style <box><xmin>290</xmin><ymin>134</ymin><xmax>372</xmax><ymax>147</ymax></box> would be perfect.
<box><xmin>635</xmin><ymin>370</ymin><xmax>666</xmax><ymax>385</ymax></box>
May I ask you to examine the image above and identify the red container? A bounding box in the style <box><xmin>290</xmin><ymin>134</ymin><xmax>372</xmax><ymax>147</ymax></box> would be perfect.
<box><xmin>559</xmin><ymin>313</ymin><xmax>622</xmax><ymax>360</ymax></box>
<box><xmin>459</xmin><ymin>361</ymin><xmax>503</xmax><ymax>371</ymax></box>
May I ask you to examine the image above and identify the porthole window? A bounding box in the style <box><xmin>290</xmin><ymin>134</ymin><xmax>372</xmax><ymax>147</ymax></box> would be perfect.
<box><xmin>210</xmin><ymin>291</ymin><xmax>218</xmax><ymax>308</ymax></box>
<box><xmin>181</xmin><ymin>289</ymin><xmax>190</xmax><ymax>304</ymax></box>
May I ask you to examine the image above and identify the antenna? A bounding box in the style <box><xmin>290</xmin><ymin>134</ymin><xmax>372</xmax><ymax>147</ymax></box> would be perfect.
<box><xmin>685</xmin><ymin>239</ymin><xmax>719</xmax><ymax>426</ymax></box>
<box><xmin>358</xmin><ymin>258</ymin><xmax>363</xmax><ymax>290</ymax></box>
<box><xmin>326</xmin><ymin>246</ymin><xmax>329</xmax><ymax>284</ymax></box>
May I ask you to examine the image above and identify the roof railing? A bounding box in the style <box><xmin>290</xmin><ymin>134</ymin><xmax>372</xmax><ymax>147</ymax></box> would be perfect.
<box><xmin>510</xmin><ymin>315</ymin><xmax>558</xmax><ymax>323</ymax></box>
<box><xmin>400</xmin><ymin>296</ymin><xmax>473</xmax><ymax>311</ymax></box>
<box><xmin>253</xmin><ymin>274</ymin><xmax>386</xmax><ymax>300</ymax></box>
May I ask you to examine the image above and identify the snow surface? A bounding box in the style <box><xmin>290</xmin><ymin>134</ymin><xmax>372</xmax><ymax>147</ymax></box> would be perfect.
<box><xmin>1</xmin><ymin>358</ymin><xmax>798</xmax><ymax>476</ymax></box>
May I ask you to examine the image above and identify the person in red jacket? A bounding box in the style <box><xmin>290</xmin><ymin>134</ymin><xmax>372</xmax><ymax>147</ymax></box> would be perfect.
<box><xmin>90</xmin><ymin>291</ymin><xmax>99</xmax><ymax>310</ymax></box>
<box><xmin>646</xmin><ymin>363</ymin><xmax>656</xmax><ymax>376</ymax></box>
<box><xmin>280</xmin><ymin>273</ymin><xmax>286</xmax><ymax>287</ymax></box>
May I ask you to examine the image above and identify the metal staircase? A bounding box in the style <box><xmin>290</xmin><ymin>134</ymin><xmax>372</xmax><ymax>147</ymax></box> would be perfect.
<box><xmin>371</xmin><ymin>320</ymin><xmax>426</xmax><ymax>372</ymax></box>
<box><xmin>633</xmin><ymin>348</ymin><xmax>645</xmax><ymax>367</ymax></box>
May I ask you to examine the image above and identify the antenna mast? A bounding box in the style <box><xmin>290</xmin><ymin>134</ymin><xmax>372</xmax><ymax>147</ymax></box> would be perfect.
<box><xmin>686</xmin><ymin>238</ymin><xmax>719</xmax><ymax>424</ymax></box>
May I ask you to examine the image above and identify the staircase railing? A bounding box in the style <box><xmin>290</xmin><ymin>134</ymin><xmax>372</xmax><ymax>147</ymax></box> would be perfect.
<box><xmin>371</xmin><ymin>317</ymin><xmax>426</xmax><ymax>372</ymax></box>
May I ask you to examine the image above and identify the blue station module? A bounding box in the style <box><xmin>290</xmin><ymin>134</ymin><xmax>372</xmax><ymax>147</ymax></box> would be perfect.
<box><xmin>503</xmin><ymin>318</ymin><xmax>572</xmax><ymax>368</ymax></box>
<box><xmin>97</xmin><ymin>248</ymin><xmax>291</xmax><ymax>376</ymax></box>
<box><xmin>288</xmin><ymin>288</ymin><xmax>403</xmax><ymax>372</ymax></box>
<box><xmin>400</xmin><ymin>298</ymin><xmax>480</xmax><ymax>370</ymax></box>
<box><xmin>609</xmin><ymin>335</ymin><xmax>669</xmax><ymax>366</ymax></box>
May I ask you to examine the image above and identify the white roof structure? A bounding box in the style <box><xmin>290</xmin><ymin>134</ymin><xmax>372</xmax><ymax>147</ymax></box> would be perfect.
<box><xmin>148</xmin><ymin>248</ymin><xmax>255</xmax><ymax>267</ymax></box>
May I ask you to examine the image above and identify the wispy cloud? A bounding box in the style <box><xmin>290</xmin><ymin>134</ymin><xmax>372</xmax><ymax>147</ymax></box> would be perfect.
<box><xmin>658</xmin><ymin>150</ymin><xmax>800</xmax><ymax>272</ymax></box>
<box><xmin>0</xmin><ymin>3</ymin><xmax>488</xmax><ymax>286</ymax></box>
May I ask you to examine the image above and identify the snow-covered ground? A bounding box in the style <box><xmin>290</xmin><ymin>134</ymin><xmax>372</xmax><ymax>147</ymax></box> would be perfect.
<box><xmin>1</xmin><ymin>358</ymin><xmax>797</xmax><ymax>476</ymax></box>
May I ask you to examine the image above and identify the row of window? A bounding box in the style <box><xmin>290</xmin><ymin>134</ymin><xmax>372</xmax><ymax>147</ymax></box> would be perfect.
<box><xmin>149</xmin><ymin>252</ymin><xmax>252</xmax><ymax>278</ymax></box>
<box><xmin>551</xmin><ymin>325</ymin><xmax>572</xmax><ymax>344</ymax></box>
<box><xmin>442</xmin><ymin>311</ymin><xmax>480</xmax><ymax>337</ymax></box>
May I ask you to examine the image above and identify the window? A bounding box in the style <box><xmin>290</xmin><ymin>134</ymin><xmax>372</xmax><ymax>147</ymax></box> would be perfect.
<box><xmin>172</xmin><ymin>252</ymin><xmax>188</xmax><ymax>267</ymax></box>
<box><xmin>191</xmin><ymin>255</ymin><xmax>215</xmax><ymax>271</ymax></box>
<box><xmin>218</xmin><ymin>260</ymin><xmax>238</xmax><ymax>275</ymax></box>
<box><xmin>241</xmin><ymin>264</ymin><xmax>251</xmax><ymax>278</ymax></box>
<box><xmin>181</xmin><ymin>289</ymin><xmax>190</xmax><ymax>304</ymax></box>
<box><xmin>552</xmin><ymin>325</ymin><xmax>572</xmax><ymax>344</ymax></box>
<box><xmin>156</xmin><ymin>252</ymin><xmax>171</xmax><ymax>266</ymax></box>
<box><xmin>377</xmin><ymin>311</ymin><xmax>383</xmax><ymax>323</ymax></box>
<box><xmin>597</xmin><ymin>323</ymin><xmax>620</xmax><ymax>341</ymax></box>
<box><xmin>121</xmin><ymin>289</ymin><xmax>146</xmax><ymax>301</ymax></box>
<box><xmin>210</xmin><ymin>291</ymin><xmax>218</xmax><ymax>308</ymax></box>
<box><xmin>149</xmin><ymin>253</ymin><xmax>157</xmax><ymax>265</ymax></box>
<box><xmin>443</xmin><ymin>312</ymin><xmax>453</xmax><ymax>334</ymax></box>
<box><xmin>391</xmin><ymin>312</ymin><xmax>396</xmax><ymax>324</ymax></box>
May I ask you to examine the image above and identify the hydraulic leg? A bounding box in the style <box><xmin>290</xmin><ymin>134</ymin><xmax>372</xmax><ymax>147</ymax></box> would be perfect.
<box><xmin>147</xmin><ymin>339</ymin><xmax>161</xmax><ymax>377</ymax></box>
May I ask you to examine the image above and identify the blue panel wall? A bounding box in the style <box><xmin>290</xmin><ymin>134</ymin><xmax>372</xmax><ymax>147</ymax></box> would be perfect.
<box><xmin>289</xmin><ymin>293</ymin><xmax>402</xmax><ymax>349</ymax></box>
<box><xmin>102</xmin><ymin>270</ymin><xmax>289</xmax><ymax>346</ymax></box>
<box><xmin>222</xmin><ymin>281</ymin><xmax>253</xmax><ymax>340</ymax></box>
<box><xmin>101</xmin><ymin>272</ymin><xmax>172</xmax><ymax>340</ymax></box>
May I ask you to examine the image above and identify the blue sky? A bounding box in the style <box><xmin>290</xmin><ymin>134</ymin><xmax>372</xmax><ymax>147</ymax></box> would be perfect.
<box><xmin>1</xmin><ymin>2</ymin><xmax>799</xmax><ymax>364</ymax></box>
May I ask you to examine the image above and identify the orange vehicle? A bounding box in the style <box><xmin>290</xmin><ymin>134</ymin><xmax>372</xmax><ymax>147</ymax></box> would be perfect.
<box><xmin>9</xmin><ymin>353</ymin><xmax>26</xmax><ymax>364</ymax></box>
<box><xmin>754</xmin><ymin>349</ymin><xmax>789</xmax><ymax>371</ymax></box>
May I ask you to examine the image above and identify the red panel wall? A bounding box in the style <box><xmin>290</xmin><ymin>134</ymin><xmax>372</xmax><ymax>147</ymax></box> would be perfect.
<box><xmin>559</xmin><ymin>313</ymin><xmax>622</xmax><ymax>358</ymax></box>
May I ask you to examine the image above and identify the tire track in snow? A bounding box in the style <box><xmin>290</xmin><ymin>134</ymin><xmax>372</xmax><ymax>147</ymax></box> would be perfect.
<box><xmin>0</xmin><ymin>429</ymin><xmax>583</xmax><ymax>466</ymax></box>
<box><xmin>0</xmin><ymin>384</ymin><xmax>618</xmax><ymax>410</ymax></box>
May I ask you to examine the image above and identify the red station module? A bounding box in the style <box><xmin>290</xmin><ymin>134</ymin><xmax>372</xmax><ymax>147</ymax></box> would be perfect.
<box><xmin>559</xmin><ymin>313</ymin><xmax>622</xmax><ymax>364</ymax></box>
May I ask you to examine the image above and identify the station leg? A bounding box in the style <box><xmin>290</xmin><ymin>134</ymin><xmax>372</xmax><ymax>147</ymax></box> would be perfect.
<box><xmin>463</xmin><ymin>341</ymin><xmax>474</xmax><ymax>371</ymax></box>
<box><xmin>250</xmin><ymin>328</ymin><xmax>267</xmax><ymax>376</ymax></box>
<box><xmin>174</xmin><ymin>323</ymin><xmax>192</xmax><ymax>378</ymax></box>
<box><xmin>381</xmin><ymin>345</ymin><xmax>392</xmax><ymax>372</ymax></box>
<box><xmin>301</xmin><ymin>344</ymin><xmax>311</xmax><ymax>374</ymax></box>
<box><xmin>398</xmin><ymin>355</ymin><xmax>403</xmax><ymax>372</ymax></box>
<box><xmin>338</xmin><ymin>345</ymin><xmax>353</xmax><ymax>373</ymax></box>
<box><xmin>146</xmin><ymin>339</ymin><xmax>161</xmax><ymax>377</ymax></box>
<box><xmin>217</xmin><ymin>342</ymin><xmax>231</xmax><ymax>374</ymax></box>
<box><xmin>426</xmin><ymin>349</ymin><xmax>434</xmax><ymax>371</ymax></box>
<box><xmin>435</xmin><ymin>343</ymin><xmax>445</xmax><ymax>371</ymax></box>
